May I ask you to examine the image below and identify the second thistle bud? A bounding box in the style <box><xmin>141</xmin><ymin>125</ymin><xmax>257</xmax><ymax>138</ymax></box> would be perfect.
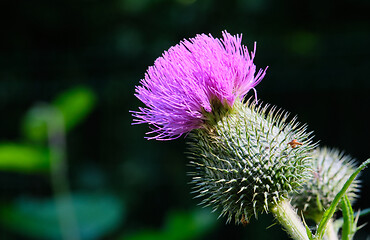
<box><xmin>291</xmin><ymin>147</ymin><xmax>360</xmax><ymax>222</ymax></box>
<box><xmin>188</xmin><ymin>100</ymin><xmax>316</xmax><ymax>224</ymax></box>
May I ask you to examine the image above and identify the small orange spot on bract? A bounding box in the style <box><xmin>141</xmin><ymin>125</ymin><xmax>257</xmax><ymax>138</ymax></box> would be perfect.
<box><xmin>241</xmin><ymin>214</ymin><xmax>249</xmax><ymax>226</ymax></box>
<box><xmin>288</xmin><ymin>139</ymin><xmax>303</xmax><ymax>149</ymax></box>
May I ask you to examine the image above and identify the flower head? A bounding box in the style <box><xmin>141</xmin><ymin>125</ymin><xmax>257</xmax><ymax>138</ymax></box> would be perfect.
<box><xmin>132</xmin><ymin>31</ymin><xmax>267</xmax><ymax>140</ymax></box>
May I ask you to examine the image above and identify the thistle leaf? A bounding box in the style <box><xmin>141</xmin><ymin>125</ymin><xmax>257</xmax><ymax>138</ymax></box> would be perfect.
<box><xmin>315</xmin><ymin>159</ymin><xmax>370</xmax><ymax>240</ymax></box>
<box><xmin>301</xmin><ymin>213</ymin><xmax>314</xmax><ymax>240</ymax></box>
<box><xmin>341</xmin><ymin>194</ymin><xmax>354</xmax><ymax>240</ymax></box>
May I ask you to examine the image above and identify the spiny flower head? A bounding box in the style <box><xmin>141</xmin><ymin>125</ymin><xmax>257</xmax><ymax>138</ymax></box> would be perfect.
<box><xmin>188</xmin><ymin>100</ymin><xmax>316</xmax><ymax>224</ymax></box>
<box><xmin>132</xmin><ymin>31</ymin><xmax>267</xmax><ymax>140</ymax></box>
<box><xmin>290</xmin><ymin>147</ymin><xmax>360</xmax><ymax>222</ymax></box>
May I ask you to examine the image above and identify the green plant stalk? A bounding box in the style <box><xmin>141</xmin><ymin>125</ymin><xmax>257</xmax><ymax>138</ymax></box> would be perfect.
<box><xmin>271</xmin><ymin>199</ymin><xmax>310</xmax><ymax>240</ymax></box>
<box><xmin>47</xmin><ymin>106</ymin><xmax>80</xmax><ymax>240</ymax></box>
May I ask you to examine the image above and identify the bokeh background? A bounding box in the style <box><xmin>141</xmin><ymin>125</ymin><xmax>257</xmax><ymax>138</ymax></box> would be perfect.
<box><xmin>1</xmin><ymin>0</ymin><xmax>369</xmax><ymax>239</ymax></box>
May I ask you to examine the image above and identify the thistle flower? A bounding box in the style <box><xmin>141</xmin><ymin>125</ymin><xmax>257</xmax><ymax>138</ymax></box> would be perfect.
<box><xmin>132</xmin><ymin>31</ymin><xmax>316</xmax><ymax>239</ymax></box>
<box><xmin>132</xmin><ymin>31</ymin><xmax>266</xmax><ymax>140</ymax></box>
<box><xmin>291</xmin><ymin>147</ymin><xmax>360</xmax><ymax>222</ymax></box>
<box><xmin>188</xmin><ymin>100</ymin><xmax>316</xmax><ymax>224</ymax></box>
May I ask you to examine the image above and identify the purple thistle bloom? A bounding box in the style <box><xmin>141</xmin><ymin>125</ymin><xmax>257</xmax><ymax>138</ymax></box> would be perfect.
<box><xmin>132</xmin><ymin>31</ymin><xmax>267</xmax><ymax>140</ymax></box>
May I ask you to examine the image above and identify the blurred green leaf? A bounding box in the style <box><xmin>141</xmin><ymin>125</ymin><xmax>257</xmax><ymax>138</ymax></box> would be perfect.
<box><xmin>22</xmin><ymin>104</ymin><xmax>50</xmax><ymax>143</ymax></box>
<box><xmin>22</xmin><ymin>86</ymin><xmax>96</xmax><ymax>142</ymax></box>
<box><xmin>0</xmin><ymin>193</ymin><xmax>124</xmax><ymax>240</ymax></box>
<box><xmin>52</xmin><ymin>86</ymin><xmax>96</xmax><ymax>132</ymax></box>
<box><xmin>123</xmin><ymin>208</ymin><xmax>217</xmax><ymax>240</ymax></box>
<box><xmin>165</xmin><ymin>209</ymin><xmax>217</xmax><ymax>240</ymax></box>
<box><xmin>124</xmin><ymin>230</ymin><xmax>166</xmax><ymax>240</ymax></box>
<box><xmin>0</xmin><ymin>143</ymin><xmax>49</xmax><ymax>172</ymax></box>
<box><xmin>356</xmin><ymin>208</ymin><xmax>370</xmax><ymax>218</ymax></box>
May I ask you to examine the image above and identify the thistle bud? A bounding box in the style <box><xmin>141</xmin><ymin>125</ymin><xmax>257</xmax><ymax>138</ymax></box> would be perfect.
<box><xmin>188</xmin><ymin>100</ymin><xmax>316</xmax><ymax>224</ymax></box>
<box><xmin>291</xmin><ymin>147</ymin><xmax>360</xmax><ymax>222</ymax></box>
<box><xmin>131</xmin><ymin>30</ymin><xmax>316</xmax><ymax>234</ymax></box>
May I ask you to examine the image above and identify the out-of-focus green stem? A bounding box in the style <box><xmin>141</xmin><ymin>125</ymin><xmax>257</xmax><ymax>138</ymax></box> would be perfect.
<box><xmin>46</xmin><ymin>105</ymin><xmax>80</xmax><ymax>240</ymax></box>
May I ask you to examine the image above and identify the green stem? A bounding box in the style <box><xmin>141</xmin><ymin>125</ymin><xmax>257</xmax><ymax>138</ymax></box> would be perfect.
<box><xmin>47</xmin><ymin>105</ymin><xmax>80</xmax><ymax>240</ymax></box>
<box><xmin>271</xmin><ymin>199</ymin><xmax>310</xmax><ymax>240</ymax></box>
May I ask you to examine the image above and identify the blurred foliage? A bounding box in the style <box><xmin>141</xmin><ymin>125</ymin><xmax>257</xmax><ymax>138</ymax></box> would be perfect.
<box><xmin>22</xmin><ymin>86</ymin><xmax>96</xmax><ymax>143</ymax></box>
<box><xmin>53</xmin><ymin>86</ymin><xmax>96</xmax><ymax>133</ymax></box>
<box><xmin>0</xmin><ymin>143</ymin><xmax>49</xmax><ymax>172</ymax></box>
<box><xmin>1</xmin><ymin>0</ymin><xmax>370</xmax><ymax>239</ymax></box>
<box><xmin>0</xmin><ymin>193</ymin><xmax>124</xmax><ymax>240</ymax></box>
<box><xmin>123</xmin><ymin>208</ymin><xmax>218</xmax><ymax>240</ymax></box>
<box><xmin>0</xmin><ymin>86</ymin><xmax>127</xmax><ymax>239</ymax></box>
<box><xmin>0</xmin><ymin>86</ymin><xmax>96</xmax><ymax>173</ymax></box>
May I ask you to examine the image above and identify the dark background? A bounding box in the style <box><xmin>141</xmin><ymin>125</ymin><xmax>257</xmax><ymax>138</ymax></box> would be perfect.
<box><xmin>0</xmin><ymin>0</ymin><xmax>369</xmax><ymax>239</ymax></box>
